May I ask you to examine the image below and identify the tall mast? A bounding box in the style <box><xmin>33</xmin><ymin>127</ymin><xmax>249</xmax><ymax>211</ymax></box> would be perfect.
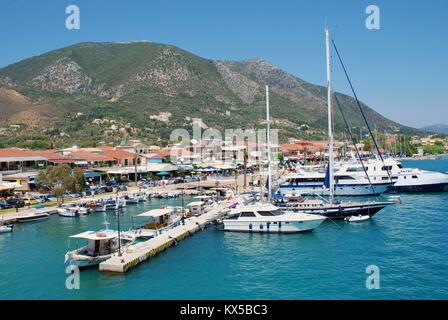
<box><xmin>326</xmin><ymin>28</ymin><xmax>335</xmax><ymax>201</ymax></box>
<box><xmin>266</xmin><ymin>85</ymin><xmax>272</xmax><ymax>202</ymax></box>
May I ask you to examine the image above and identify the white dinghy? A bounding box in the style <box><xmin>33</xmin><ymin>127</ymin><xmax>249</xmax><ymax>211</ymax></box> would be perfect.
<box><xmin>345</xmin><ymin>215</ymin><xmax>370</xmax><ymax>223</ymax></box>
<box><xmin>0</xmin><ymin>224</ymin><xmax>13</xmax><ymax>233</ymax></box>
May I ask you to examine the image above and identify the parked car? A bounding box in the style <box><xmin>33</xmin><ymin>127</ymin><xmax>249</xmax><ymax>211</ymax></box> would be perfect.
<box><xmin>6</xmin><ymin>198</ymin><xmax>25</xmax><ymax>208</ymax></box>
<box><xmin>34</xmin><ymin>197</ymin><xmax>46</xmax><ymax>203</ymax></box>
<box><xmin>143</xmin><ymin>181</ymin><xmax>155</xmax><ymax>188</ymax></box>
<box><xmin>117</xmin><ymin>185</ymin><xmax>127</xmax><ymax>192</ymax></box>
<box><xmin>103</xmin><ymin>186</ymin><xmax>113</xmax><ymax>193</ymax></box>
<box><xmin>43</xmin><ymin>195</ymin><xmax>57</xmax><ymax>202</ymax></box>
<box><xmin>83</xmin><ymin>189</ymin><xmax>95</xmax><ymax>196</ymax></box>
<box><xmin>173</xmin><ymin>178</ymin><xmax>184</xmax><ymax>184</ymax></box>
<box><xmin>0</xmin><ymin>202</ymin><xmax>12</xmax><ymax>210</ymax></box>
<box><xmin>23</xmin><ymin>198</ymin><xmax>39</xmax><ymax>206</ymax></box>
<box><xmin>64</xmin><ymin>192</ymin><xmax>81</xmax><ymax>198</ymax></box>
<box><xmin>185</xmin><ymin>176</ymin><xmax>200</xmax><ymax>183</ymax></box>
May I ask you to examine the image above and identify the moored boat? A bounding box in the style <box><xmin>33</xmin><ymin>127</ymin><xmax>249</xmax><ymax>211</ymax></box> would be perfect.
<box><xmin>65</xmin><ymin>230</ymin><xmax>135</xmax><ymax>268</ymax></box>
<box><xmin>132</xmin><ymin>207</ymin><xmax>182</xmax><ymax>239</ymax></box>
<box><xmin>58</xmin><ymin>208</ymin><xmax>79</xmax><ymax>217</ymax></box>
<box><xmin>89</xmin><ymin>201</ymin><xmax>106</xmax><ymax>212</ymax></box>
<box><xmin>0</xmin><ymin>223</ymin><xmax>14</xmax><ymax>233</ymax></box>
<box><xmin>273</xmin><ymin>194</ymin><xmax>395</xmax><ymax>219</ymax></box>
<box><xmin>105</xmin><ymin>198</ymin><xmax>119</xmax><ymax>210</ymax></box>
<box><xmin>345</xmin><ymin>215</ymin><xmax>370</xmax><ymax>222</ymax></box>
<box><xmin>222</xmin><ymin>202</ymin><xmax>326</xmax><ymax>233</ymax></box>
<box><xmin>123</xmin><ymin>194</ymin><xmax>139</xmax><ymax>204</ymax></box>
<box><xmin>16</xmin><ymin>213</ymin><xmax>50</xmax><ymax>223</ymax></box>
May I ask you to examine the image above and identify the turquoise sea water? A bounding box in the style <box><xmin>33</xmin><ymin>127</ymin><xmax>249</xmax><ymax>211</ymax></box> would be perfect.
<box><xmin>1</xmin><ymin>157</ymin><xmax>448</xmax><ymax>300</ymax></box>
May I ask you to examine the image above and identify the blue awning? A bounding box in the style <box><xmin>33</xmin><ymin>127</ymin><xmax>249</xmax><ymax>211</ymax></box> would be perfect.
<box><xmin>84</xmin><ymin>172</ymin><xmax>101</xmax><ymax>178</ymax></box>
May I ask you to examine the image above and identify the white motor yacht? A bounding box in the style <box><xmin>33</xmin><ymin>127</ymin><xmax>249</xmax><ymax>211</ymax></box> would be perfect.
<box><xmin>222</xmin><ymin>202</ymin><xmax>326</xmax><ymax>233</ymax></box>
<box><xmin>337</xmin><ymin>158</ymin><xmax>448</xmax><ymax>192</ymax></box>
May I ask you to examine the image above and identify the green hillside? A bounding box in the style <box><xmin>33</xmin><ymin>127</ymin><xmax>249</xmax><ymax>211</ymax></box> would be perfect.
<box><xmin>0</xmin><ymin>41</ymin><xmax>420</xmax><ymax>149</ymax></box>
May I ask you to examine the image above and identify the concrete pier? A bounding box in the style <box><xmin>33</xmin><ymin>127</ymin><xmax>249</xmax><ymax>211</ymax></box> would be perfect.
<box><xmin>99</xmin><ymin>202</ymin><xmax>230</xmax><ymax>273</ymax></box>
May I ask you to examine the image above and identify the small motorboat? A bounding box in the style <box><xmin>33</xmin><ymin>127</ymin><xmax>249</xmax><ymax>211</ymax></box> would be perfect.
<box><xmin>124</xmin><ymin>194</ymin><xmax>139</xmax><ymax>204</ymax></box>
<box><xmin>132</xmin><ymin>207</ymin><xmax>183</xmax><ymax>239</ymax></box>
<box><xmin>117</xmin><ymin>197</ymin><xmax>127</xmax><ymax>208</ymax></box>
<box><xmin>16</xmin><ymin>213</ymin><xmax>50</xmax><ymax>223</ymax></box>
<box><xmin>75</xmin><ymin>205</ymin><xmax>90</xmax><ymax>215</ymax></box>
<box><xmin>105</xmin><ymin>198</ymin><xmax>119</xmax><ymax>210</ymax></box>
<box><xmin>65</xmin><ymin>230</ymin><xmax>136</xmax><ymax>268</ymax></box>
<box><xmin>89</xmin><ymin>201</ymin><xmax>106</xmax><ymax>212</ymax></box>
<box><xmin>345</xmin><ymin>215</ymin><xmax>370</xmax><ymax>223</ymax></box>
<box><xmin>58</xmin><ymin>208</ymin><xmax>79</xmax><ymax>217</ymax></box>
<box><xmin>0</xmin><ymin>224</ymin><xmax>14</xmax><ymax>233</ymax></box>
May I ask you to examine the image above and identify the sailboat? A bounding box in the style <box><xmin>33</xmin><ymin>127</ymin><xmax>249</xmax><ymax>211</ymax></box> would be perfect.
<box><xmin>273</xmin><ymin>28</ymin><xmax>396</xmax><ymax>219</ymax></box>
<box><xmin>222</xmin><ymin>86</ymin><xmax>327</xmax><ymax>233</ymax></box>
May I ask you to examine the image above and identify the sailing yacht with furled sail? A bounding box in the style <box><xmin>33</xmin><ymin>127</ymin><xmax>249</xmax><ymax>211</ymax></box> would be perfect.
<box><xmin>274</xmin><ymin>28</ymin><xmax>396</xmax><ymax>219</ymax></box>
<box><xmin>222</xmin><ymin>86</ymin><xmax>327</xmax><ymax>232</ymax></box>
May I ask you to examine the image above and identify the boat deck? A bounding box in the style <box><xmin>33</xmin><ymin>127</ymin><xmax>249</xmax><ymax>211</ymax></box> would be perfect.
<box><xmin>99</xmin><ymin>202</ymin><xmax>230</xmax><ymax>273</ymax></box>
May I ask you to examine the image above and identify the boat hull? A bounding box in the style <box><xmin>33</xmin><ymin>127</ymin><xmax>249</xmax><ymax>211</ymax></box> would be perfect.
<box><xmin>17</xmin><ymin>214</ymin><xmax>49</xmax><ymax>223</ymax></box>
<box><xmin>68</xmin><ymin>255</ymin><xmax>111</xmax><ymax>268</ymax></box>
<box><xmin>222</xmin><ymin>218</ymin><xmax>325</xmax><ymax>233</ymax></box>
<box><xmin>390</xmin><ymin>182</ymin><xmax>448</xmax><ymax>193</ymax></box>
<box><xmin>346</xmin><ymin>215</ymin><xmax>370</xmax><ymax>222</ymax></box>
<box><xmin>277</xmin><ymin>182</ymin><xmax>392</xmax><ymax>197</ymax></box>
<box><xmin>0</xmin><ymin>225</ymin><xmax>13</xmax><ymax>233</ymax></box>
<box><xmin>58</xmin><ymin>208</ymin><xmax>78</xmax><ymax>217</ymax></box>
<box><xmin>275</xmin><ymin>203</ymin><xmax>389</xmax><ymax>220</ymax></box>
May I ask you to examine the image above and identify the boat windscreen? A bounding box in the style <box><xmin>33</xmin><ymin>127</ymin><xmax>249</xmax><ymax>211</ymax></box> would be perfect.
<box><xmin>258</xmin><ymin>209</ymin><xmax>283</xmax><ymax>216</ymax></box>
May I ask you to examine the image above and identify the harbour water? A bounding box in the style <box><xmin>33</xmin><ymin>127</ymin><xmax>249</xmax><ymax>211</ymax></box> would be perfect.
<box><xmin>1</xmin><ymin>157</ymin><xmax>447</xmax><ymax>299</ymax></box>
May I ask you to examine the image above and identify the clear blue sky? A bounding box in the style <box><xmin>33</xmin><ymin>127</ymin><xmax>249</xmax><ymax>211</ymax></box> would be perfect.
<box><xmin>1</xmin><ymin>0</ymin><xmax>447</xmax><ymax>128</ymax></box>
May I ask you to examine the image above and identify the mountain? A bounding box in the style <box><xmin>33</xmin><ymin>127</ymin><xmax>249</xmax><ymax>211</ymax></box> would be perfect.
<box><xmin>421</xmin><ymin>124</ymin><xmax>448</xmax><ymax>135</ymax></box>
<box><xmin>0</xmin><ymin>41</ymin><xmax>420</xmax><ymax>148</ymax></box>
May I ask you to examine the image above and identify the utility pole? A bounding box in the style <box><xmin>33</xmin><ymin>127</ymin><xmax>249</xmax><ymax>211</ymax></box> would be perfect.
<box><xmin>403</xmin><ymin>136</ymin><xmax>407</xmax><ymax>157</ymax></box>
<box><xmin>243</xmin><ymin>137</ymin><xmax>248</xmax><ymax>191</ymax></box>
<box><xmin>232</xmin><ymin>136</ymin><xmax>238</xmax><ymax>194</ymax></box>
<box><xmin>117</xmin><ymin>211</ymin><xmax>122</xmax><ymax>257</ymax></box>
<box><xmin>134</xmin><ymin>147</ymin><xmax>138</xmax><ymax>187</ymax></box>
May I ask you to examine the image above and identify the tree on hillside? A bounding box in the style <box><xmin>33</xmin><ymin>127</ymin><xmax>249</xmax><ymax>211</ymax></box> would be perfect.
<box><xmin>36</xmin><ymin>165</ymin><xmax>86</xmax><ymax>204</ymax></box>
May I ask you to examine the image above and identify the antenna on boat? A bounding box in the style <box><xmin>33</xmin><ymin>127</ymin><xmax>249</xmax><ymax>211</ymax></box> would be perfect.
<box><xmin>117</xmin><ymin>207</ymin><xmax>122</xmax><ymax>257</ymax></box>
<box><xmin>103</xmin><ymin>211</ymin><xmax>110</xmax><ymax>230</ymax></box>
<box><xmin>266</xmin><ymin>85</ymin><xmax>272</xmax><ymax>202</ymax></box>
<box><xmin>325</xmin><ymin>27</ymin><xmax>335</xmax><ymax>202</ymax></box>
